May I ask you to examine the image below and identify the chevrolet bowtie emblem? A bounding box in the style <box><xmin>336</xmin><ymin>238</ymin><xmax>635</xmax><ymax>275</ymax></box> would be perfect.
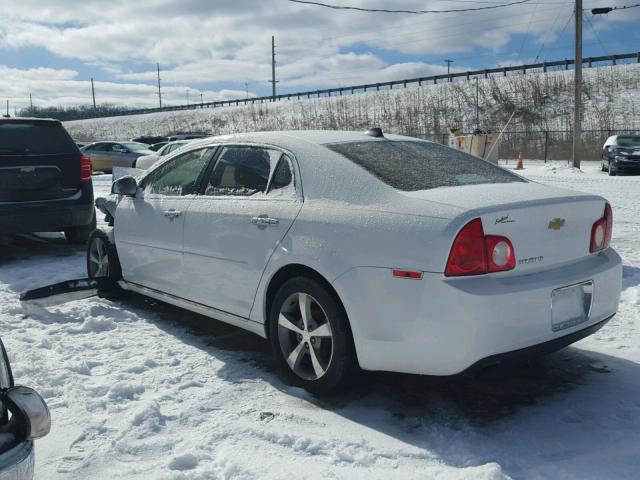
<box><xmin>548</xmin><ymin>218</ymin><xmax>565</xmax><ymax>230</ymax></box>
<box><xmin>20</xmin><ymin>167</ymin><xmax>35</xmax><ymax>173</ymax></box>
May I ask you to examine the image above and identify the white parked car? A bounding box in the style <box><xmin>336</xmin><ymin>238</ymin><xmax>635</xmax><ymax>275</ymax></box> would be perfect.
<box><xmin>134</xmin><ymin>140</ymin><xmax>192</xmax><ymax>170</ymax></box>
<box><xmin>89</xmin><ymin>130</ymin><xmax>622</xmax><ymax>393</ymax></box>
<box><xmin>0</xmin><ymin>338</ymin><xmax>51</xmax><ymax>479</ymax></box>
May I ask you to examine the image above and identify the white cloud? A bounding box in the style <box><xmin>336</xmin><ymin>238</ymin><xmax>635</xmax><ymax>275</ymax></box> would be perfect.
<box><xmin>0</xmin><ymin>0</ymin><xmax>637</xmax><ymax>107</ymax></box>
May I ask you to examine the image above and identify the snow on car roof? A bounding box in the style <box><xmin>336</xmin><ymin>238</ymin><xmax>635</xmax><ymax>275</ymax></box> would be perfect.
<box><xmin>197</xmin><ymin>129</ymin><xmax>423</xmax><ymax>147</ymax></box>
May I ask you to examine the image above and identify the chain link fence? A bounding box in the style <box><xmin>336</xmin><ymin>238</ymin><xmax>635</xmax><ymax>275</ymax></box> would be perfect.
<box><xmin>420</xmin><ymin>130</ymin><xmax>639</xmax><ymax>161</ymax></box>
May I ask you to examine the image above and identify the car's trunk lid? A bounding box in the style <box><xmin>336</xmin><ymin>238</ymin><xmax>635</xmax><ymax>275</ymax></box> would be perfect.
<box><xmin>406</xmin><ymin>182</ymin><xmax>607</xmax><ymax>273</ymax></box>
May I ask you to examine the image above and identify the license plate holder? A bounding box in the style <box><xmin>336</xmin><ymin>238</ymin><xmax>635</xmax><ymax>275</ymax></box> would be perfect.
<box><xmin>551</xmin><ymin>281</ymin><xmax>593</xmax><ymax>332</ymax></box>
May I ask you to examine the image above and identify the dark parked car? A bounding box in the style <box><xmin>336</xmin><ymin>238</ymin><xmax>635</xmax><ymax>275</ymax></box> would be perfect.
<box><xmin>167</xmin><ymin>133</ymin><xmax>208</xmax><ymax>141</ymax></box>
<box><xmin>0</xmin><ymin>118</ymin><xmax>95</xmax><ymax>243</ymax></box>
<box><xmin>601</xmin><ymin>134</ymin><xmax>640</xmax><ymax>176</ymax></box>
<box><xmin>130</xmin><ymin>136</ymin><xmax>168</xmax><ymax>145</ymax></box>
<box><xmin>148</xmin><ymin>141</ymin><xmax>168</xmax><ymax>152</ymax></box>
<box><xmin>0</xmin><ymin>338</ymin><xmax>51</xmax><ymax>480</ymax></box>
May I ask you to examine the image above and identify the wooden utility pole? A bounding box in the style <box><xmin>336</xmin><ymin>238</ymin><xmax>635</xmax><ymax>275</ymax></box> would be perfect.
<box><xmin>91</xmin><ymin>78</ymin><xmax>96</xmax><ymax>109</ymax></box>
<box><xmin>29</xmin><ymin>93</ymin><xmax>33</xmax><ymax>110</ymax></box>
<box><xmin>572</xmin><ymin>0</ymin><xmax>582</xmax><ymax>168</ymax></box>
<box><xmin>269</xmin><ymin>36</ymin><xmax>278</xmax><ymax>99</ymax></box>
<box><xmin>157</xmin><ymin>63</ymin><xmax>163</xmax><ymax>109</ymax></box>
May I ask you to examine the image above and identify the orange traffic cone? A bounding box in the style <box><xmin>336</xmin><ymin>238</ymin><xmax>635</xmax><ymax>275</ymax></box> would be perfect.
<box><xmin>516</xmin><ymin>152</ymin><xmax>524</xmax><ymax>170</ymax></box>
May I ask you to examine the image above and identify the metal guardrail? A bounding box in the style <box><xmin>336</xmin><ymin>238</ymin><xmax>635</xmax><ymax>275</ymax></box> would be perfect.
<box><xmin>82</xmin><ymin>52</ymin><xmax>640</xmax><ymax>120</ymax></box>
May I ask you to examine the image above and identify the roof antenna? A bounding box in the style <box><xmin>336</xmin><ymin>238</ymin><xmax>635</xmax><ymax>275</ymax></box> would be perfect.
<box><xmin>365</xmin><ymin>127</ymin><xmax>384</xmax><ymax>138</ymax></box>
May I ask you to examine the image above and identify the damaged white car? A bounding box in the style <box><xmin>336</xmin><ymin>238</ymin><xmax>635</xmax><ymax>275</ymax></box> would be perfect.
<box><xmin>89</xmin><ymin>130</ymin><xmax>622</xmax><ymax>394</ymax></box>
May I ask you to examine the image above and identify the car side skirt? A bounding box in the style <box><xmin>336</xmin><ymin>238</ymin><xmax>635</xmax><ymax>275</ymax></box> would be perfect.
<box><xmin>119</xmin><ymin>281</ymin><xmax>267</xmax><ymax>338</ymax></box>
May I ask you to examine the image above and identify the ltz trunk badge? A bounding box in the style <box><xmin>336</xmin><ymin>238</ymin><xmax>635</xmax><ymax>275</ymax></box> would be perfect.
<box><xmin>548</xmin><ymin>218</ymin><xmax>566</xmax><ymax>230</ymax></box>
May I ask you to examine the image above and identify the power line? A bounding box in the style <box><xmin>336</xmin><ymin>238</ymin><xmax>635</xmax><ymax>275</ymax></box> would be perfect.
<box><xmin>534</xmin><ymin>10</ymin><xmax>574</xmax><ymax>62</ymax></box>
<box><xmin>584</xmin><ymin>12</ymin><xmax>609</xmax><ymax>55</ymax></box>
<box><xmin>278</xmin><ymin>3</ymin><xmax>570</xmax><ymax>57</ymax></box>
<box><xmin>288</xmin><ymin>0</ymin><xmax>534</xmax><ymax>14</ymax></box>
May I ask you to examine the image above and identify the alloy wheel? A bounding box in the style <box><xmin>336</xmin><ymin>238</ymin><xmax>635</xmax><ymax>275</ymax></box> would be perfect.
<box><xmin>88</xmin><ymin>238</ymin><xmax>110</xmax><ymax>278</ymax></box>
<box><xmin>277</xmin><ymin>292</ymin><xmax>334</xmax><ymax>381</ymax></box>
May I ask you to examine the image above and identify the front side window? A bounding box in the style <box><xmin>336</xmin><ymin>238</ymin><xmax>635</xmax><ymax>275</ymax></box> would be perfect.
<box><xmin>90</xmin><ymin>143</ymin><xmax>109</xmax><ymax>152</ymax></box>
<box><xmin>326</xmin><ymin>140</ymin><xmax>524</xmax><ymax>192</ymax></box>
<box><xmin>144</xmin><ymin>148</ymin><xmax>211</xmax><ymax>196</ymax></box>
<box><xmin>204</xmin><ymin>147</ymin><xmax>294</xmax><ymax>197</ymax></box>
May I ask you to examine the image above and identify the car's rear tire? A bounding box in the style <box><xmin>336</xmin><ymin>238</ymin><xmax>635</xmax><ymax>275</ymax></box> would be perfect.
<box><xmin>64</xmin><ymin>212</ymin><xmax>96</xmax><ymax>244</ymax></box>
<box><xmin>86</xmin><ymin>229</ymin><xmax>122</xmax><ymax>283</ymax></box>
<box><xmin>269</xmin><ymin>277</ymin><xmax>357</xmax><ymax>394</ymax></box>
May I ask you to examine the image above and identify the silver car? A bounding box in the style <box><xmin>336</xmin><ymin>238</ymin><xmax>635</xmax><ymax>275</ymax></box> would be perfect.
<box><xmin>81</xmin><ymin>141</ymin><xmax>153</xmax><ymax>173</ymax></box>
<box><xmin>0</xmin><ymin>339</ymin><xmax>50</xmax><ymax>480</ymax></box>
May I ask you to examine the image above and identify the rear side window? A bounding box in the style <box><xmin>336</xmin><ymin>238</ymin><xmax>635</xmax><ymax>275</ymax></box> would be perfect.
<box><xmin>0</xmin><ymin>121</ymin><xmax>78</xmax><ymax>155</ymax></box>
<box><xmin>326</xmin><ymin>140</ymin><xmax>524</xmax><ymax>191</ymax></box>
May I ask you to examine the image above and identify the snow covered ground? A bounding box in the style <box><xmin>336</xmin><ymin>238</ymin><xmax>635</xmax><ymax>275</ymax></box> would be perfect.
<box><xmin>1</xmin><ymin>161</ymin><xmax>639</xmax><ymax>479</ymax></box>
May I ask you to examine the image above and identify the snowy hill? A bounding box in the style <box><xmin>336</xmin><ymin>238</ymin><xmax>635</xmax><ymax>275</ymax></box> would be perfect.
<box><xmin>65</xmin><ymin>63</ymin><xmax>640</xmax><ymax>159</ymax></box>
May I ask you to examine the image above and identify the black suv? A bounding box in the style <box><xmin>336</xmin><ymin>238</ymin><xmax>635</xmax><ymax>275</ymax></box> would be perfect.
<box><xmin>0</xmin><ymin>118</ymin><xmax>95</xmax><ymax>243</ymax></box>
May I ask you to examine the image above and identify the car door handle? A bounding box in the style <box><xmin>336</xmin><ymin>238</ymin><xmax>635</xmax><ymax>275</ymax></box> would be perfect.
<box><xmin>163</xmin><ymin>209</ymin><xmax>182</xmax><ymax>220</ymax></box>
<box><xmin>251</xmin><ymin>215</ymin><xmax>279</xmax><ymax>226</ymax></box>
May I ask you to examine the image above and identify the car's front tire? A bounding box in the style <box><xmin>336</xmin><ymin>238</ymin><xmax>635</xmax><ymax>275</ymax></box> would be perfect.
<box><xmin>608</xmin><ymin>161</ymin><xmax>617</xmax><ymax>176</ymax></box>
<box><xmin>86</xmin><ymin>229</ymin><xmax>122</xmax><ymax>283</ymax></box>
<box><xmin>64</xmin><ymin>211</ymin><xmax>96</xmax><ymax>244</ymax></box>
<box><xmin>269</xmin><ymin>277</ymin><xmax>357</xmax><ymax>394</ymax></box>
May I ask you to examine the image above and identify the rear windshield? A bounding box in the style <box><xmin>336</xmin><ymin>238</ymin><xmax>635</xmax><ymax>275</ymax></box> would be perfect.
<box><xmin>122</xmin><ymin>142</ymin><xmax>150</xmax><ymax>152</ymax></box>
<box><xmin>617</xmin><ymin>136</ymin><xmax>640</xmax><ymax>148</ymax></box>
<box><xmin>0</xmin><ymin>121</ymin><xmax>78</xmax><ymax>155</ymax></box>
<box><xmin>326</xmin><ymin>140</ymin><xmax>523</xmax><ymax>191</ymax></box>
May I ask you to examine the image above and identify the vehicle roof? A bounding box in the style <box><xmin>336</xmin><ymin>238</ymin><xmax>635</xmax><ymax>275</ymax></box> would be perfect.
<box><xmin>197</xmin><ymin>129</ymin><xmax>417</xmax><ymax>146</ymax></box>
<box><xmin>0</xmin><ymin>117</ymin><xmax>60</xmax><ymax>123</ymax></box>
<box><xmin>86</xmin><ymin>140</ymin><xmax>147</xmax><ymax>145</ymax></box>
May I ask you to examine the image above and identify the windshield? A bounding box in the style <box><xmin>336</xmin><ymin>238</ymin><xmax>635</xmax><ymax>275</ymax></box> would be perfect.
<box><xmin>0</xmin><ymin>121</ymin><xmax>78</xmax><ymax>155</ymax></box>
<box><xmin>326</xmin><ymin>140</ymin><xmax>524</xmax><ymax>191</ymax></box>
<box><xmin>122</xmin><ymin>142</ymin><xmax>150</xmax><ymax>152</ymax></box>
<box><xmin>617</xmin><ymin>136</ymin><xmax>640</xmax><ymax>148</ymax></box>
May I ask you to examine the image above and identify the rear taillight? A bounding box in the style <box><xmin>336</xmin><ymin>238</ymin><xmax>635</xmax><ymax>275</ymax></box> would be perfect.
<box><xmin>445</xmin><ymin>219</ymin><xmax>516</xmax><ymax>277</ymax></box>
<box><xmin>80</xmin><ymin>155</ymin><xmax>92</xmax><ymax>183</ymax></box>
<box><xmin>590</xmin><ymin>203</ymin><xmax>612</xmax><ymax>253</ymax></box>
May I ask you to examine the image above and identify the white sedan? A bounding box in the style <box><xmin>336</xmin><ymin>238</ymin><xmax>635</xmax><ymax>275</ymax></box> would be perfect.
<box><xmin>134</xmin><ymin>140</ymin><xmax>192</xmax><ymax>170</ymax></box>
<box><xmin>88</xmin><ymin>130</ymin><xmax>622</xmax><ymax>393</ymax></box>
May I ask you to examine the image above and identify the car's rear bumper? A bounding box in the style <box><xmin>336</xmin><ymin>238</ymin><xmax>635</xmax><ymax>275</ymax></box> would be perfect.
<box><xmin>333</xmin><ymin>248</ymin><xmax>622</xmax><ymax>375</ymax></box>
<box><xmin>465</xmin><ymin>314</ymin><xmax>612</xmax><ymax>371</ymax></box>
<box><xmin>0</xmin><ymin>183</ymin><xmax>94</xmax><ymax>234</ymax></box>
<box><xmin>0</xmin><ymin>441</ymin><xmax>34</xmax><ymax>480</ymax></box>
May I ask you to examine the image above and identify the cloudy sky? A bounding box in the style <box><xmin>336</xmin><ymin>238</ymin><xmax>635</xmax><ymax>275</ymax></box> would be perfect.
<box><xmin>0</xmin><ymin>0</ymin><xmax>638</xmax><ymax>110</ymax></box>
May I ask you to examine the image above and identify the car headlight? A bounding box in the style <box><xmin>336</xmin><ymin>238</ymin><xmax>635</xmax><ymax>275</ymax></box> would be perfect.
<box><xmin>615</xmin><ymin>155</ymin><xmax>627</xmax><ymax>161</ymax></box>
<box><xmin>0</xmin><ymin>387</ymin><xmax>51</xmax><ymax>440</ymax></box>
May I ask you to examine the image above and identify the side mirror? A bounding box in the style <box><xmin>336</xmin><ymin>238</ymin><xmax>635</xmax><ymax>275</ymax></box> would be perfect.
<box><xmin>112</xmin><ymin>175</ymin><xmax>138</xmax><ymax>196</ymax></box>
<box><xmin>1</xmin><ymin>386</ymin><xmax>51</xmax><ymax>439</ymax></box>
